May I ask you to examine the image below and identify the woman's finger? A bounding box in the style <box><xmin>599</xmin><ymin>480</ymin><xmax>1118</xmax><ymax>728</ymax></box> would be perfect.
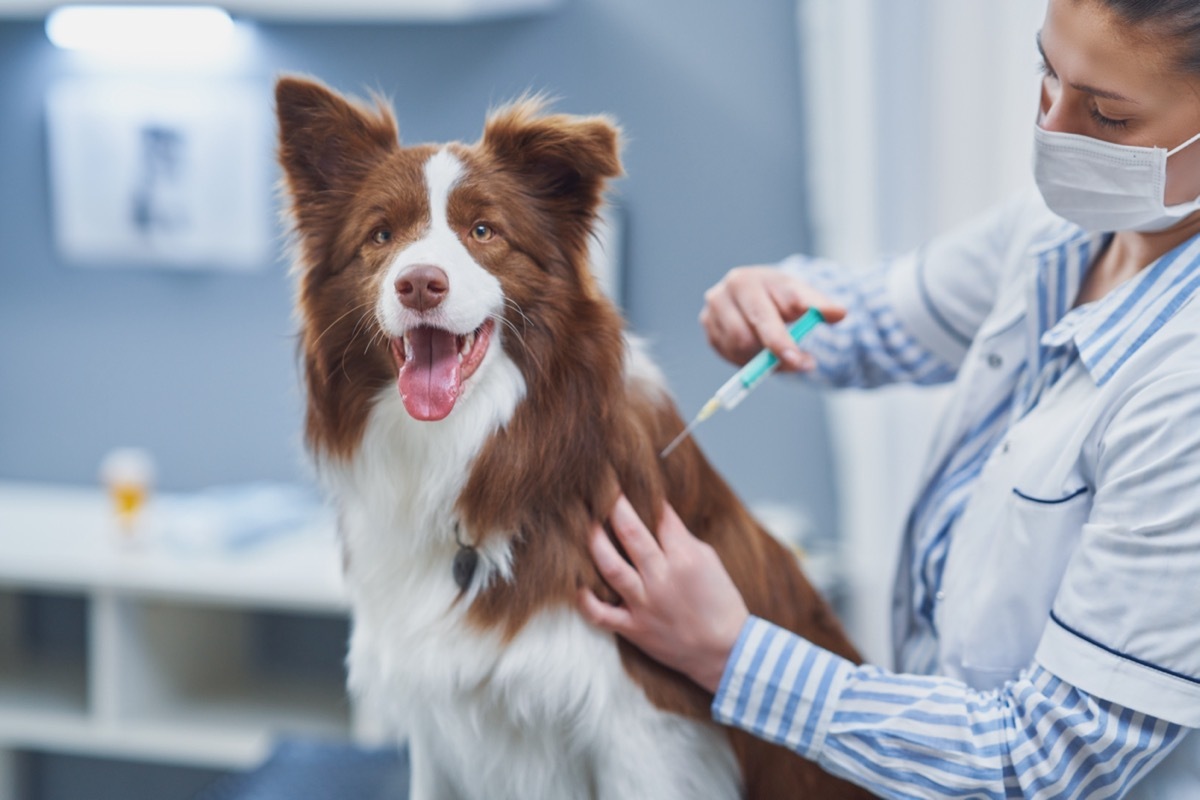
<box><xmin>578</xmin><ymin>587</ymin><xmax>635</xmax><ymax>635</ymax></box>
<box><xmin>654</xmin><ymin>500</ymin><xmax>694</xmax><ymax>553</ymax></box>
<box><xmin>608</xmin><ymin>495</ymin><xmax>665</xmax><ymax>576</ymax></box>
<box><xmin>701</xmin><ymin>286</ymin><xmax>758</xmax><ymax>364</ymax></box>
<box><xmin>588</xmin><ymin>524</ymin><xmax>646</xmax><ymax>604</ymax></box>
<box><xmin>729</xmin><ymin>280</ymin><xmax>805</xmax><ymax>369</ymax></box>
<box><xmin>769</xmin><ymin>279</ymin><xmax>847</xmax><ymax>324</ymax></box>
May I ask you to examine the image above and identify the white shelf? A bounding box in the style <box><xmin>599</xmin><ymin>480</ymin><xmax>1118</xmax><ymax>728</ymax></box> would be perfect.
<box><xmin>0</xmin><ymin>481</ymin><xmax>358</xmax><ymax>781</ymax></box>
<box><xmin>0</xmin><ymin>715</ymin><xmax>268</xmax><ymax>769</ymax></box>
<box><xmin>0</xmin><ymin>482</ymin><xmax>348</xmax><ymax>612</ymax></box>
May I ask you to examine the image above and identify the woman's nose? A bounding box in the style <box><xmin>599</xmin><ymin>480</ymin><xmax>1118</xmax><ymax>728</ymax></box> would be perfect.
<box><xmin>1038</xmin><ymin>78</ymin><xmax>1066</xmax><ymax>132</ymax></box>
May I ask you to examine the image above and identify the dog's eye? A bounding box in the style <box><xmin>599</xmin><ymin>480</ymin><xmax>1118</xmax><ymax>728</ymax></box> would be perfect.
<box><xmin>470</xmin><ymin>224</ymin><xmax>495</xmax><ymax>243</ymax></box>
<box><xmin>371</xmin><ymin>229</ymin><xmax>392</xmax><ymax>245</ymax></box>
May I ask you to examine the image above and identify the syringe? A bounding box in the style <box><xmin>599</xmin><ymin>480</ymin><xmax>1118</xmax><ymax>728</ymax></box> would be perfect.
<box><xmin>660</xmin><ymin>308</ymin><xmax>825</xmax><ymax>458</ymax></box>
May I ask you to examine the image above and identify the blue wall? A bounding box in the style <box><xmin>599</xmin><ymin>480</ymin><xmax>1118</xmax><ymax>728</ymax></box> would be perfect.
<box><xmin>0</xmin><ymin>0</ymin><xmax>837</xmax><ymax>536</ymax></box>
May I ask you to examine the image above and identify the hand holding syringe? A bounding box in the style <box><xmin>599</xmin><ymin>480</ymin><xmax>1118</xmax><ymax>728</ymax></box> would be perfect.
<box><xmin>661</xmin><ymin>308</ymin><xmax>825</xmax><ymax>458</ymax></box>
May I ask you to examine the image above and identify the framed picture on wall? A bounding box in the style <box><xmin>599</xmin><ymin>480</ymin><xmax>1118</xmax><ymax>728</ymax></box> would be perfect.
<box><xmin>45</xmin><ymin>78</ymin><xmax>272</xmax><ymax>271</ymax></box>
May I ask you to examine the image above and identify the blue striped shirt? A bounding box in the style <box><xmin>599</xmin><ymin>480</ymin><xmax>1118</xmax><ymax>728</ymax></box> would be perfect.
<box><xmin>714</xmin><ymin>618</ymin><xmax>1184</xmax><ymax>799</ymax></box>
<box><xmin>730</xmin><ymin>229</ymin><xmax>1200</xmax><ymax>797</ymax></box>
<box><xmin>783</xmin><ymin>256</ymin><xmax>958</xmax><ymax>389</ymax></box>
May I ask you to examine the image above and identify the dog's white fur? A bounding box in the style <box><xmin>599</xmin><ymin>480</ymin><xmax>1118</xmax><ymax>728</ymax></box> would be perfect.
<box><xmin>325</xmin><ymin>151</ymin><xmax>742</xmax><ymax>799</ymax></box>
<box><xmin>376</xmin><ymin>151</ymin><xmax>504</xmax><ymax>339</ymax></box>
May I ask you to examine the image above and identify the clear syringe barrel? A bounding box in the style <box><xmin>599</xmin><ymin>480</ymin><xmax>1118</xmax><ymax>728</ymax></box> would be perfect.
<box><xmin>715</xmin><ymin>307</ymin><xmax>824</xmax><ymax>412</ymax></box>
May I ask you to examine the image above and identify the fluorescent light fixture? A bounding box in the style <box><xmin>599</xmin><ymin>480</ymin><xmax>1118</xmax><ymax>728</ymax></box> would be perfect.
<box><xmin>46</xmin><ymin>5</ymin><xmax>235</xmax><ymax>59</ymax></box>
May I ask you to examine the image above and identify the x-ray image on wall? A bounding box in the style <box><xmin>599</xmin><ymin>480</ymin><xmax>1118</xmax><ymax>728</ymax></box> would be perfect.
<box><xmin>46</xmin><ymin>79</ymin><xmax>271</xmax><ymax>271</ymax></box>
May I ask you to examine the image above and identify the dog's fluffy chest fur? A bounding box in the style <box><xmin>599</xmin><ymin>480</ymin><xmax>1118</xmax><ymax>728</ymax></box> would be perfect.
<box><xmin>332</xmin><ymin>388</ymin><xmax>741</xmax><ymax>800</ymax></box>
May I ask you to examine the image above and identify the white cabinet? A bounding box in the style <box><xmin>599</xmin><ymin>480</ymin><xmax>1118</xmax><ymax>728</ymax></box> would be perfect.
<box><xmin>0</xmin><ymin>483</ymin><xmax>357</xmax><ymax>796</ymax></box>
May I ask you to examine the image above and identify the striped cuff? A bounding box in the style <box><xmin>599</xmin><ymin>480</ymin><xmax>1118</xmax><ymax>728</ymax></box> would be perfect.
<box><xmin>711</xmin><ymin>616</ymin><xmax>854</xmax><ymax>760</ymax></box>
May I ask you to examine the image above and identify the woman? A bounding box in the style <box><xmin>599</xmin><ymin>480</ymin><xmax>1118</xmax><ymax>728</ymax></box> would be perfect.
<box><xmin>579</xmin><ymin>0</ymin><xmax>1200</xmax><ymax>796</ymax></box>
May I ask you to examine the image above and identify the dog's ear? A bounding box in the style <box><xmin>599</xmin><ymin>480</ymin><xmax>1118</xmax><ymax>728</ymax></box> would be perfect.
<box><xmin>482</xmin><ymin>96</ymin><xmax>622</xmax><ymax>218</ymax></box>
<box><xmin>275</xmin><ymin>75</ymin><xmax>398</xmax><ymax>202</ymax></box>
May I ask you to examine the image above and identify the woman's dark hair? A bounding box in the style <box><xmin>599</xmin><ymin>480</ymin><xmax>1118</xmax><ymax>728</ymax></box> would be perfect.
<box><xmin>1100</xmin><ymin>0</ymin><xmax>1200</xmax><ymax>75</ymax></box>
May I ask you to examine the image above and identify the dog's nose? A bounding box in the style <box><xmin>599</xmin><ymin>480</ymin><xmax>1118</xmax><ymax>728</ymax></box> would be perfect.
<box><xmin>396</xmin><ymin>266</ymin><xmax>449</xmax><ymax>311</ymax></box>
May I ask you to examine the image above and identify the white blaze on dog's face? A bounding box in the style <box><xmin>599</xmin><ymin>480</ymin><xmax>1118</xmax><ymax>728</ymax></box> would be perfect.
<box><xmin>376</xmin><ymin>149</ymin><xmax>504</xmax><ymax>421</ymax></box>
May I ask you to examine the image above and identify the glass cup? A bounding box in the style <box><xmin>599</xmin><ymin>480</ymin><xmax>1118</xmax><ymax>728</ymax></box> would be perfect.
<box><xmin>99</xmin><ymin>447</ymin><xmax>156</xmax><ymax>539</ymax></box>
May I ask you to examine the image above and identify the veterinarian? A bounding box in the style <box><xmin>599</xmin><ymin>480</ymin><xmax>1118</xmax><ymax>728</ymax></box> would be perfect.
<box><xmin>580</xmin><ymin>0</ymin><xmax>1200</xmax><ymax>796</ymax></box>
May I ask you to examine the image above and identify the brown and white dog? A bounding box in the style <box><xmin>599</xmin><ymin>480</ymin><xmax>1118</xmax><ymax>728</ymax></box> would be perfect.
<box><xmin>276</xmin><ymin>75</ymin><xmax>870</xmax><ymax>799</ymax></box>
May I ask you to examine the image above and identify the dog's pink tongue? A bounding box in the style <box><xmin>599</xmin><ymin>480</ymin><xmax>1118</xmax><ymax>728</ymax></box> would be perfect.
<box><xmin>398</xmin><ymin>327</ymin><xmax>461</xmax><ymax>421</ymax></box>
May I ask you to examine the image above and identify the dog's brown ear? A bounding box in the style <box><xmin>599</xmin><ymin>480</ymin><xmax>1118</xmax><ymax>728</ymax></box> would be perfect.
<box><xmin>482</xmin><ymin>96</ymin><xmax>622</xmax><ymax>214</ymax></box>
<box><xmin>275</xmin><ymin>75</ymin><xmax>398</xmax><ymax>201</ymax></box>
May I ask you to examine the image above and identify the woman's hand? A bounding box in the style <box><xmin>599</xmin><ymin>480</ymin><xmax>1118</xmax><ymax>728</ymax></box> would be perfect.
<box><xmin>578</xmin><ymin>494</ymin><xmax>750</xmax><ymax>693</ymax></box>
<box><xmin>700</xmin><ymin>265</ymin><xmax>846</xmax><ymax>370</ymax></box>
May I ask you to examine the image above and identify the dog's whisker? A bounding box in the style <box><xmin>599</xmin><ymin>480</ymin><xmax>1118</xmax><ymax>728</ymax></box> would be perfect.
<box><xmin>312</xmin><ymin>300</ymin><xmax>375</xmax><ymax>350</ymax></box>
<box><xmin>348</xmin><ymin>305</ymin><xmax>375</xmax><ymax>337</ymax></box>
<box><xmin>503</xmin><ymin>297</ymin><xmax>534</xmax><ymax>336</ymax></box>
<box><xmin>494</xmin><ymin>314</ymin><xmax>522</xmax><ymax>343</ymax></box>
<box><xmin>351</xmin><ymin>312</ymin><xmax>385</xmax><ymax>355</ymax></box>
<box><xmin>499</xmin><ymin>299</ymin><xmax>553</xmax><ymax>379</ymax></box>
<box><xmin>367</xmin><ymin>326</ymin><xmax>390</xmax><ymax>355</ymax></box>
<box><xmin>338</xmin><ymin>307</ymin><xmax>380</xmax><ymax>383</ymax></box>
<box><xmin>491</xmin><ymin>310</ymin><xmax>552</xmax><ymax>387</ymax></box>
<box><xmin>492</xmin><ymin>313</ymin><xmax>529</xmax><ymax>355</ymax></box>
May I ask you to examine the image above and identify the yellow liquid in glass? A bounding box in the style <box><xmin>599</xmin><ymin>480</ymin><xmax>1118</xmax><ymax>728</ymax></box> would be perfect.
<box><xmin>109</xmin><ymin>481</ymin><xmax>148</xmax><ymax>530</ymax></box>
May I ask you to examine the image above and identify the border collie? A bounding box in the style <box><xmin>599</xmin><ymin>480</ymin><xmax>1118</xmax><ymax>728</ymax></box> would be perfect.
<box><xmin>276</xmin><ymin>75</ymin><xmax>869</xmax><ymax>799</ymax></box>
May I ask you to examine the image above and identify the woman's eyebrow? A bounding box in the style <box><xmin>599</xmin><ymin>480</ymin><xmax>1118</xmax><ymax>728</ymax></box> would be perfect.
<box><xmin>1036</xmin><ymin>31</ymin><xmax>1139</xmax><ymax>104</ymax></box>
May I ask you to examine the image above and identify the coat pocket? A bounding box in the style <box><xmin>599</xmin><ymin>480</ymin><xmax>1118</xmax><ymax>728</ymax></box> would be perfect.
<box><xmin>952</xmin><ymin>486</ymin><xmax>1090</xmax><ymax>686</ymax></box>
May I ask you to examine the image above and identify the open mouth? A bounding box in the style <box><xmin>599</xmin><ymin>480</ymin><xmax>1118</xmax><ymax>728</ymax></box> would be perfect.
<box><xmin>389</xmin><ymin>319</ymin><xmax>495</xmax><ymax>421</ymax></box>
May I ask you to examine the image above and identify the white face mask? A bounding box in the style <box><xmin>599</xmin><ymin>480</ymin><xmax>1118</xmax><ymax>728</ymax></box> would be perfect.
<box><xmin>1033</xmin><ymin>124</ymin><xmax>1200</xmax><ymax>233</ymax></box>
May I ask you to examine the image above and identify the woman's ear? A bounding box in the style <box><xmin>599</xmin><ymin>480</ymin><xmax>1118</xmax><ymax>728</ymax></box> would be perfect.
<box><xmin>275</xmin><ymin>75</ymin><xmax>399</xmax><ymax>202</ymax></box>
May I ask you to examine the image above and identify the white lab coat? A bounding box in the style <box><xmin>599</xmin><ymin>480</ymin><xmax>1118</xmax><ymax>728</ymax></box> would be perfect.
<box><xmin>886</xmin><ymin>191</ymin><xmax>1200</xmax><ymax>796</ymax></box>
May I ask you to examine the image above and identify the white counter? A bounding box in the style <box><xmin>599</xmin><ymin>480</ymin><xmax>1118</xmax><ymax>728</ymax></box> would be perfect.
<box><xmin>0</xmin><ymin>481</ymin><xmax>357</xmax><ymax>783</ymax></box>
<box><xmin>0</xmin><ymin>481</ymin><xmax>347</xmax><ymax>612</ymax></box>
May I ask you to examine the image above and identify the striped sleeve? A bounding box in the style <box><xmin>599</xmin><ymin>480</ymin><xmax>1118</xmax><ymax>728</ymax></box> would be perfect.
<box><xmin>712</xmin><ymin>617</ymin><xmax>1186</xmax><ymax>799</ymax></box>
<box><xmin>778</xmin><ymin>255</ymin><xmax>957</xmax><ymax>389</ymax></box>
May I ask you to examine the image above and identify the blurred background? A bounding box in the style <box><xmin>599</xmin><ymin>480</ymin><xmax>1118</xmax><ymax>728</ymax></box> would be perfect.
<box><xmin>0</xmin><ymin>0</ymin><xmax>1045</xmax><ymax>796</ymax></box>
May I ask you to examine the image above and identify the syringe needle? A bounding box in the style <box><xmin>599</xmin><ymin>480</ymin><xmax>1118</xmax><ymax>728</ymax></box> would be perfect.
<box><xmin>660</xmin><ymin>417</ymin><xmax>700</xmax><ymax>458</ymax></box>
<box><xmin>659</xmin><ymin>309</ymin><xmax>826</xmax><ymax>461</ymax></box>
<box><xmin>660</xmin><ymin>397</ymin><xmax>722</xmax><ymax>459</ymax></box>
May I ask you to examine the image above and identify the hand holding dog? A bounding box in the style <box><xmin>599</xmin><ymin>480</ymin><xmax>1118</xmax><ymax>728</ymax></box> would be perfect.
<box><xmin>580</xmin><ymin>494</ymin><xmax>750</xmax><ymax>694</ymax></box>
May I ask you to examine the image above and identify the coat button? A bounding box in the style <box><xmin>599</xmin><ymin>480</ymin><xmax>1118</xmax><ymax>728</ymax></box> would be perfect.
<box><xmin>936</xmin><ymin>590</ymin><xmax>946</xmax><ymax>602</ymax></box>
<box><xmin>986</xmin><ymin>353</ymin><xmax>1003</xmax><ymax>368</ymax></box>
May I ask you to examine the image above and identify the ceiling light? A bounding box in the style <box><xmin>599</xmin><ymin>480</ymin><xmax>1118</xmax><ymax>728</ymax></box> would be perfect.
<box><xmin>46</xmin><ymin>5</ymin><xmax>235</xmax><ymax>60</ymax></box>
